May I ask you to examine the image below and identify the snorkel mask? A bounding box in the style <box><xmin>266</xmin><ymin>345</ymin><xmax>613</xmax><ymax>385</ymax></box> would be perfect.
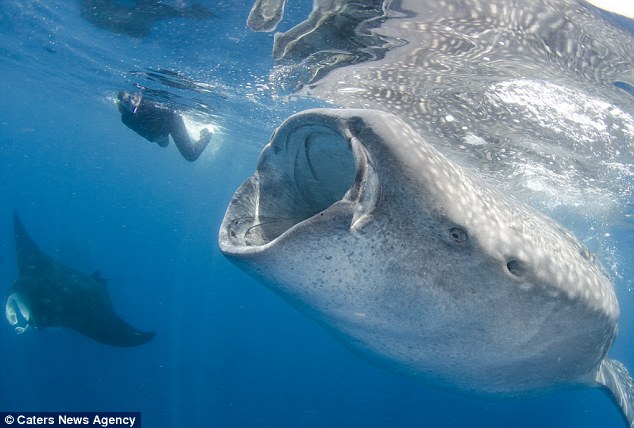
<box><xmin>118</xmin><ymin>91</ymin><xmax>142</xmax><ymax>114</ymax></box>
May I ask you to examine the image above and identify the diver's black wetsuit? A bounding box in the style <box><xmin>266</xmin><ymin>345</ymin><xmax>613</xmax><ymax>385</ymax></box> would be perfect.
<box><xmin>118</xmin><ymin>91</ymin><xmax>210</xmax><ymax>162</ymax></box>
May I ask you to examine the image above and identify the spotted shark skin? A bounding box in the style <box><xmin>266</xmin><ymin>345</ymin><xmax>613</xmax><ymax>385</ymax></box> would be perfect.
<box><xmin>262</xmin><ymin>0</ymin><xmax>634</xmax><ymax>215</ymax></box>
<box><xmin>247</xmin><ymin>0</ymin><xmax>287</xmax><ymax>31</ymax></box>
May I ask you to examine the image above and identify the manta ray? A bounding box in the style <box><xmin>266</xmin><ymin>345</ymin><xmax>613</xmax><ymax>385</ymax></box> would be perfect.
<box><xmin>4</xmin><ymin>211</ymin><xmax>155</xmax><ymax>347</ymax></box>
<box><xmin>219</xmin><ymin>109</ymin><xmax>634</xmax><ymax>426</ymax></box>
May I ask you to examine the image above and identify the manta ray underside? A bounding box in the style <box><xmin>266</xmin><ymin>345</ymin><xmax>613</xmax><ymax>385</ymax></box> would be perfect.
<box><xmin>4</xmin><ymin>211</ymin><xmax>154</xmax><ymax>347</ymax></box>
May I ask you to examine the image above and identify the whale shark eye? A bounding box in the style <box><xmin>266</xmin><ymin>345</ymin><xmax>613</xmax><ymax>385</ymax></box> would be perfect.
<box><xmin>449</xmin><ymin>227</ymin><xmax>468</xmax><ymax>242</ymax></box>
<box><xmin>506</xmin><ymin>259</ymin><xmax>527</xmax><ymax>277</ymax></box>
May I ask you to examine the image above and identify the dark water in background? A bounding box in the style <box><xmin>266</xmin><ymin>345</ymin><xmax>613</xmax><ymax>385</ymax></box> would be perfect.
<box><xmin>0</xmin><ymin>1</ymin><xmax>632</xmax><ymax>427</ymax></box>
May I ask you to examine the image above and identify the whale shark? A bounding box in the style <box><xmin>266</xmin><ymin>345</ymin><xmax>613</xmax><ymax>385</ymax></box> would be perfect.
<box><xmin>5</xmin><ymin>211</ymin><xmax>155</xmax><ymax>347</ymax></box>
<box><xmin>262</xmin><ymin>0</ymin><xmax>634</xmax><ymax>215</ymax></box>
<box><xmin>219</xmin><ymin>108</ymin><xmax>634</xmax><ymax>426</ymax></box>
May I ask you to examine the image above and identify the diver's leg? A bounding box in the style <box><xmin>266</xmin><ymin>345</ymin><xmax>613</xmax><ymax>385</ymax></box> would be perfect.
<box><xmin>170</xmin><ymin>115</ymin><xmax>211</xmax><ymax>162</ymax></box>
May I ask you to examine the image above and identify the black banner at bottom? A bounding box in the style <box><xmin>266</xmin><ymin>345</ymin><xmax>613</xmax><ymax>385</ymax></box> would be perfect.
<box><xmin>1</xmin><ymin>413</ymin><xmax>140</xmax><ymax>428</ymax></box>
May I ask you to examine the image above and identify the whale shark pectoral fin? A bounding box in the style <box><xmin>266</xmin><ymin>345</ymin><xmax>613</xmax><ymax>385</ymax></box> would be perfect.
<box><xmin>596</xmin><ymin>358</ymin><xmax>634</xmax><ymax>427</ymax></box>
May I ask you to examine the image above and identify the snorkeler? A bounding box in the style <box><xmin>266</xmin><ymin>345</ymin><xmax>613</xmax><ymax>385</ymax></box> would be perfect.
<box><xmin>117</xmin><ymin>91</ymin><xmax>211</xmax><ymax>162</ymax></box>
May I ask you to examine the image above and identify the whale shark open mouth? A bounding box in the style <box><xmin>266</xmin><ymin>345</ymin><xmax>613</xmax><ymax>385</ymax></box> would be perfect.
<box><xmin>221</xmin><ymin>114</ymin><xmax>378</xmax><ymax>248</ymax></box>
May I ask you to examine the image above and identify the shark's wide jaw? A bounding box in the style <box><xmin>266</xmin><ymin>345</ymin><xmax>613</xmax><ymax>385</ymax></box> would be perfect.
<box><xmin>221</xmin><ymin>118</ymin><xmax>378</xmax><ymax>251</ymax></box>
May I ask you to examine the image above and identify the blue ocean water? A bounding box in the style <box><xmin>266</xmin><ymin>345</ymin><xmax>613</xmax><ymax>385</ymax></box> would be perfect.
<box><xmin>0</xmin><ymin>1</ymin><xmax>632</xmax><ymax>427</ymax></box>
